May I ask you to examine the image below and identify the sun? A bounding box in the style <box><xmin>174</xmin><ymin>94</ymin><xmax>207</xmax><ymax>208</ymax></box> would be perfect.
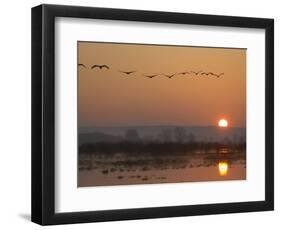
<box><xmin>218</xmin><ymin>119</ymin><xmax>228</xmax><ymax>127</ymax></box>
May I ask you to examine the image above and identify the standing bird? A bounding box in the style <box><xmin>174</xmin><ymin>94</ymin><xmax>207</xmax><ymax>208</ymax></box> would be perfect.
<box><xmin>91</xmin><ymin>64</ymin><xmax>110</xmax><ymax>70</ymax></box>
<box><xmin>78</xmin><ymin>63</ymin><xmax>86</xmax><ymax>68</ymax></box>
<box><xmin>143</xmin><ymin>74</ymin><xmax>158</xmax><ymax>79</ymax></box>
<box><xmin>119</xmin><ymin>70</ymin><xmax>136</xmax><ymax>75</ymax></box>
<box><xmin>191</xmin><ymin>70</ymin><xmax>202</xmax><ymax>76</ymax></box>
<box><xmin>163</xmin><ymin>73</ymin><xmax>177</xmax><ymax>79</ymax></box>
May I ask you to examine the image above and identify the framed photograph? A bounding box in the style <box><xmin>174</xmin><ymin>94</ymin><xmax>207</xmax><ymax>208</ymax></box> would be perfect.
<box><xmin>31</xmin><ymin>4</ymin><xmax>274</xmax><ymax>225</ymax></box>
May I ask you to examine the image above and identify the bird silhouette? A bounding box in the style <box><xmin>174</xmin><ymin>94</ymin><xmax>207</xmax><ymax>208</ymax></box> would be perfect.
<box><xmin>78</xmin><ymin>63</ymin><xmax>86</xmax><ymax>68</ymax></box>
<box><xmin>201</xmin><ymin>72</ymin><xmax>224</xmax><ymax>78</ymax></box>
<box><xmin>201</xmin><ymin>72</ymin><xmax>213</xmax><ymax>76</ymax></box>
<box><xmin>163</xmin><ymin>73</ymin><xmax>177</xmax><ymax>79</ymax></box>
<box><xmin>143</xmin><ymin>74</ymin><xmax>158</xmax><ymax>79</ymax></box>
<box><xmin>91</xmin><ymin>64</ymin><xmax>110</xmax><ymax>70</ymax></box>
<box><xmin>213</xmin><ymin>73</ymin><xmax>224</xmax><ymax>78</ymax></box>
<box><xmin>190</xmin><ymin>70</ymin><xmax>202</xmax><ymax>75</ymax></box>
<box><xmin>119</xmin><ymin>70</ymin><xmax>136</xmax><ymax>75</ymax></box>
<box><xmin>179</xmin><ymin>71</ymin><xmax>190</xmax><ymax>75</ymax></box>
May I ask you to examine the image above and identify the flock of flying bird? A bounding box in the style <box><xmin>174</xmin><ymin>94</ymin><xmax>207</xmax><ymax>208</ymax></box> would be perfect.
<box><xmin>78</xmin><ymin>63</ymin><xmax>224</xmax><ymax>79</ymax></box>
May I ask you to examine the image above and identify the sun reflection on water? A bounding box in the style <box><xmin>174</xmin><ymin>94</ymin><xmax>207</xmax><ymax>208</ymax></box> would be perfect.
<box><xmin>218</xmin><ymin>161</ymin><xmax>228</xmax><ymax>176</ymax></box>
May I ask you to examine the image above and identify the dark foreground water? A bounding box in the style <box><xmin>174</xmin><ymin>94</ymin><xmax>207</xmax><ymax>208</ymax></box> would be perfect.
<box><xmin>78</xmin><ymin>149</ymin><xmax>246</xmax><ymax>187</ymax></box>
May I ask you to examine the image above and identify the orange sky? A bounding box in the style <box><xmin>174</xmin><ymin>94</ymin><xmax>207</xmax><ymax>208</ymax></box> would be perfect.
<box><xmin>78</xmin><ymin>42</ymin><xmax>246</xmax><ymax>128</ymax></box>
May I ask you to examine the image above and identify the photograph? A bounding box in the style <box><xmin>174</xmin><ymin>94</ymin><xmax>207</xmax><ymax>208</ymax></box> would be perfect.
<box><xmin>31</xmin><ymin>4</ymin><xmax>274</xmax><ymax>225</ymax></box>
<box><xmin>77</xmin><ymin>42</ymin><xmax>246</xmax><ymax>187</ymax></box>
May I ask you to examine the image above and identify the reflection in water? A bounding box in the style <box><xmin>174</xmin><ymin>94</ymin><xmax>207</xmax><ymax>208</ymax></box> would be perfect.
<box><xmin>78</xmin><ymin>148</ymin><xmax>246</xmax><ymax>186</ymax></box>
<box><xmin>218</xmin><ymin>161</ymin><xmax>228</xmax><ymax>176</ymax></box>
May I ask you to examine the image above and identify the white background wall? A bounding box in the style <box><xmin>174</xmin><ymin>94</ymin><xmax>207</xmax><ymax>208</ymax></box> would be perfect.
<box><xmin>0</xmin><ymin>0</ymin><xmax>279</xmax><ymax>229</ymax></box>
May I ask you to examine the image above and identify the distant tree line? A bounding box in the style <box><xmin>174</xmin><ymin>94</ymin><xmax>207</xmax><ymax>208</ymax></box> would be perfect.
<box><xmin>79</xmin><ymin>127</ymin><xmax>246</xmax><ymax>156</ymax></box>
<box><xmin>79</xmin><ymin>140</ymin><xmax>246</xmax><ymax>156</ymax></box>
<box><xmin>122</xmin><ymin>127</ymin><xmax>245</xmax><ymax>144</ymax></box>
<box><xmin>159</xmin><ymin>127</ymin><xmax>197</xmax><ymax>143</ymax></box>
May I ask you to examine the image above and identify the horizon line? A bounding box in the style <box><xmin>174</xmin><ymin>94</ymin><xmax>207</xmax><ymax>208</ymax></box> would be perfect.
<box><xmin>79</xmin><ymin>124</ymin><xmax>246</xmax><ymax>129</ymax></box>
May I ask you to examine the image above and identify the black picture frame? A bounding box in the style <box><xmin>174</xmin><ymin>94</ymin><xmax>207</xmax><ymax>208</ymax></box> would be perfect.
<box><xmin>31</xmin><ymin>4</ymin><xmax>274</xmax><ymax>225</ymax></box>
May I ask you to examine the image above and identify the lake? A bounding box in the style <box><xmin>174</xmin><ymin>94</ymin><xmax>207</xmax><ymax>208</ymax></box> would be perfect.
<box><xmin>78</xmin><ymin>149</ymin><xmax>246</xmax><ymax>187</ymax></box>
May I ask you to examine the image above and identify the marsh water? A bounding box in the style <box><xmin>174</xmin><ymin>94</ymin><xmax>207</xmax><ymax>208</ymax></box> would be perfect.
<box><xmin>78</xmin><ymin>148</ymin><xmax>246</xmax><ymax>187</ymax></box>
